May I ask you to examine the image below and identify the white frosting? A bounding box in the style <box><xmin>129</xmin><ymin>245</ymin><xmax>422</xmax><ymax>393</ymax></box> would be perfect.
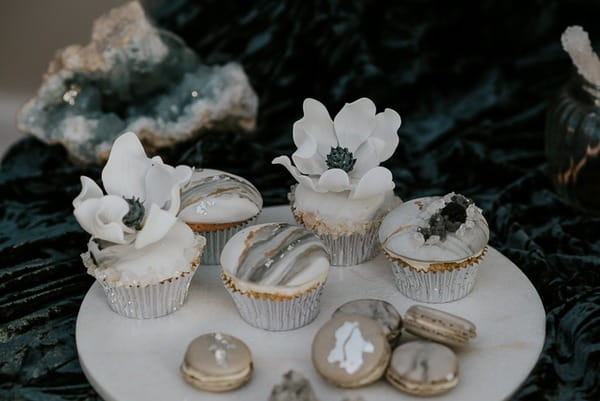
<box><xmin>293</xmin><ymin>183</ymin><xmax>400</xmax><ymax>232</ymax></box>
<box><xmin>179</xmin><ymin>169</ymin><xmax>262</xmax><ymax>224</ymax></box>
<box><xmin>82</xmin><ymin>220</ymin><xmax>205</xmax><ymax>286</ymax></box>
<box><xmin>327</xmin><ymin>321</ymin><xmax>375</xmax><ymax>375</ymax></box>
<box><xmin>379</xmin><ymin>194</ymin><xmax>489</xmax><ymax>263</ymax></box>
<box><xmin>220</xmin><ymin>223</ymin><xmax>330</xmax><ymax>296</ymax></box>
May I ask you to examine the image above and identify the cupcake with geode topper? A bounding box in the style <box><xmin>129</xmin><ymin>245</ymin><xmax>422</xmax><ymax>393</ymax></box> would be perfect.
<box><xmin>179</xmin><ymin>168</ymin><xmax>262</xmax><ymax>264</ymax></box>
<box><xmin>273</xmin><ymin>97</ymin><xmax>402</xmax><ymax>266</ymax></box>
<box><xmin>379</xmin><ymin>193</ymin><xmax>489</xmax><ymax>303</ymax></box>
<box><xmin>73</xmin><ymin>132</ymin><xmax>206</xmax><ymax>319</ymax></box>
<box><xmin>220</xmin><ymin>223</ymin><xmax>330</xmax><ymax>331</ymax></box>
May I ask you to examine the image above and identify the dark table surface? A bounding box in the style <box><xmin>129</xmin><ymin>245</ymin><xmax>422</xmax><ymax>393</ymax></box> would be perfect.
<box><xmin>1</xmin><ymin>1</ymin><xmax>599</xmax><ymax>400</ymax></box>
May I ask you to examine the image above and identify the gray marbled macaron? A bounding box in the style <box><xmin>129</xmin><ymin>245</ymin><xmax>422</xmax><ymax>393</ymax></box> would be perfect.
<box><xmin>404</xmin><ymin>305</ymin><xmax>476</xmax><ymax>347</ymax></box>
<box><xmin>332</xmin><ymin>299</ymin><xmax>403</xmax><ymax>345</ymax></box>
<box><xmin>386</xmin><ymin>340</ymin><xmax>459</xmax><ymax>396</ymax></box>
<box><xmin>312</xmin><ymin>314</ymin><xmax>390</xmax><ymax>388</ymax></box>
<box><xmin>181</xmin><ymin>333</ymin><xmax>252</xmax><ymax>392</ymax></box>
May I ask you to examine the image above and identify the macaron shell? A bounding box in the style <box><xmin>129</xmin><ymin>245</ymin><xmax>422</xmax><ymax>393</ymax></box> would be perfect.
<box><xmin>181</xmin><ymin>364</ymin><xmax>252</xmax><ymax>392</ymax></box>
<box><xmin>181</xmin><ymin>333</ymin><xmax>253</xmax><ymax>392</ymax></box>
<box><xmin>386</xmin><ymin>341</ymin><xmax>459</xmax><ymax>396</ymax></box>
<box><xmin>312</xmin><ymin>314</ymin><xmax>390</xmax><ymax>388</ymax></box>
<box><xmin>332</xmin><ymin>299</ymin><xmax>403</xmax><ymax>345</ymax></box>
<box><xmin>404</xmin><ymin>305</ymin><xmax>476</xmax><ymax>347</ymax></box>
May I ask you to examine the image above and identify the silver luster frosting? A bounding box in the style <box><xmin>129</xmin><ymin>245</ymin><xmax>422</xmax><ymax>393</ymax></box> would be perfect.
<box><xmin>180</xmin><ymin>169</ymin><xmax>262</xmax><ymax>224</ymax></box>
<box><xmin>224</xmin><ymin>223</ymin><xmax>329</xmax><ymax>287</ymax></box>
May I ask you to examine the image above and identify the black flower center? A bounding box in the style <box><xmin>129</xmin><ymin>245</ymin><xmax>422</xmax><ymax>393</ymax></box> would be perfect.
<box><xmin>325</xmin><ymin>146</ymin><xmax>357</xmax><ymax>172</ymax></box>
<box><xmin>418</xmin><ymin>196</ymin><xmax>473</xmax><ymax>241</ymax></box>
<box><xmin>122</xmin><ymin>197</ymin><xmax>145</xmax><ymax>230</ymax></box>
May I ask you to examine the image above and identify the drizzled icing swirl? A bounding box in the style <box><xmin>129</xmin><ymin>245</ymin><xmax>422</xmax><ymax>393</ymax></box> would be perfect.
<box><xmin>179</xmin><ymin>169</ymin><xmax>262</xmax><ymax>224</ymax></box>
<box><xmin>221</xmin><ymin>223</ymin><xmax>330</xmax><ymax>293</ymax></box>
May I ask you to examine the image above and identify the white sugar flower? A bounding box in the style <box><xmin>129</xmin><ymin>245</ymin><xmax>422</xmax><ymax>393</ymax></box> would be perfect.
<box><xmin>273</xmin><ymin>98</ymin><xmax>401</xmax><ymax>200</ymax></box>
<box><xmin>72</xmin><ymin>132</ymin><xmax>192</xmax><ymax>249</ymax></box>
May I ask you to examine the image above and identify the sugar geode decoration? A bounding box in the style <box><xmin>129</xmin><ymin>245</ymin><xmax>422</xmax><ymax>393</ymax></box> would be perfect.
<box><xmin>269</xmin><ymin>370</ymin><xmax>320</xmax><ymax>401</ymax></box>
<box><xmin>417</xmin><ymin>194</ymin><xmax>476</xmax><ymax>243</ymax></box>
<box><xmin>272</xmin><ymin>98</ymin><xmax>401</xmax><ymax>200</ymax></box>
<box><xmin>561</xmin><ymin>26</ymin><xmax>600</xmax><ymax>86</ymax></box>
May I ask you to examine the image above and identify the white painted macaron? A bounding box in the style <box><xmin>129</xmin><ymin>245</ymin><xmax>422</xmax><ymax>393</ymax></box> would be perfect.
<box><xmin>386</xmin><ymin>340</ymin><xmax>459</xmax><ymax>396</ymax></box>
<box><xmin>404</xmin><ymin>305</ymin><xmax>476</xmax><ymax>347</ymax></box>
<box><xmin>180</xmin><ymin>333</ymin><xmax>252</xmax><ymax>392</ymax></box>
<box><xmin>312</xmin><ymin>314</ymin><xmax>390</xmax><ymax>388</ymax></box>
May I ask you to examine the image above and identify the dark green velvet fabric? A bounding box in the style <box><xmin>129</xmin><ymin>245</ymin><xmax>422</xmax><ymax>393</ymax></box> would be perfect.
<box><xmin>1</xmin><ymin>1</ymin><xmax>599</xmax><ymax>400</ymax></box>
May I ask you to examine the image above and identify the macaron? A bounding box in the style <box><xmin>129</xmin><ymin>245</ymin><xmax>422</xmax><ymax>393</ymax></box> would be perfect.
<box><xmin>332</xmin><ymin>299</ymin><xmax>403</xmax><ymax>345</ymax></box>
<box><xmin>404</xmin><ymin>305</ymin><xmax>476</xmax><ymax>347</ymax></box>
<box><xmin>181</xmin><ymin>333</ymin><xmax>252</xmax><ymax>392</ymax></box>
<box><xmin>386</xmin><ymin>340</ymin><xmax>459</xmax><ymax>396</ymax></box>
<box><xmin>312</xmin><ymin>314</ymin><xmax>390</xmax><ymax>388</ymax></box>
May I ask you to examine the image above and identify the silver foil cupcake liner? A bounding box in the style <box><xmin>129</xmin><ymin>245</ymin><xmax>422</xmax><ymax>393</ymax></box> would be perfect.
<box><xmin>193</xmin><ymin>215</ymin><xmax>258</xmax><ymax>265</ymax></box>
<box><xmin>319</xmin><ymin>225</ymin><xmax>381</xmax><ymax>266</ymax></box>
<box><xmin>98</xmin><ymin>270</ymin><xmax>195</xmax><ymax>319</ymax></box>
<box><xmin>388</xmin><ymin>254</ymin><xmax>485</xmax><ymax>303</ymax></box>
<box><xmin>223</xmin><ymin>277</ymin><xmax>325</xmax><ymax>331</ymax></box>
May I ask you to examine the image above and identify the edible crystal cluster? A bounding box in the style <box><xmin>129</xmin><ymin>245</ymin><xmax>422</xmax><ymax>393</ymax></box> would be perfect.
<box><xmin>418</xmin><ymin>194</ymin><xmax>473</xmax><ymax>241</ymax></box>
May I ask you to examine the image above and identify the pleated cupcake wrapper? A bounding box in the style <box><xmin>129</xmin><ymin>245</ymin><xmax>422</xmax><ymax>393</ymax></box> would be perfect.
<box><xmin>289</xmin><ymin>192</ymin><xmax>380</xmax><ymax>266</ymax></box>
<box><xmin>99</xmin><ymin>270</ymin><xmax>195</xmax><ymax>319</ymax></box>
<box><xmin>194</xmin><ymin>215</ymin><xmax>258</xmax><ymax>265</ymax></box>
<box><xmin>318</xmin><ymin>225</ymin><xmax>381</xmax><ymax>266</ymax></box>
<box><xmin>222</xmin><ymin>274</ymin><xmax>325</xmax><ymax>331</ymax></box>
<box><xmin>386</xmin><ymin>248</ymin><xmax>487</xmax><ymax>303</ymax></box>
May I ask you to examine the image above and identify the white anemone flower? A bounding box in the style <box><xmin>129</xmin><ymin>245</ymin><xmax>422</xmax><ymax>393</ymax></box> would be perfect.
<box><xmin>72</xmin><ymin>132</ymin><xmax>192</xmax><ymax>249</ymax></box>
<box><xmin>273</xmin><ymin>97</ymin><xmax>401</xmax><ymax>200</ymax></box>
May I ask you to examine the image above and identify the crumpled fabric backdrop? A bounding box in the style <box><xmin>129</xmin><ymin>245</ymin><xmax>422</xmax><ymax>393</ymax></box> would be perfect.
<box><xmin>1</xmin><ymin>0</ymin><xmax>599</xmax><ymax>400</ymax></box>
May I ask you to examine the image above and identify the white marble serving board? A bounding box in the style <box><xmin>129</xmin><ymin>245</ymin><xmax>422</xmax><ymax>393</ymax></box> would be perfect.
<box><xmin>76</xmin><ymin>205</ymin><xmax>546</xmax><ymax>401</ymax></box>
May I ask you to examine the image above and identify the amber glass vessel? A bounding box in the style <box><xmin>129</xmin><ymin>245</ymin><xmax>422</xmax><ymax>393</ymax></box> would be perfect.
<box><xmin>545</xmin><ymin>72</ymin><xmax>600</xmax><ymax>214</ymax></box>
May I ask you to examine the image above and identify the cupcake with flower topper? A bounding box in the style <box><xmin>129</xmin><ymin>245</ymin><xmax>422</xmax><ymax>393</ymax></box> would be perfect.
<box><xmin>73</xmin><ymin>132</ymin><xmax>206</xmax><ymax>318</ymax></box>
<box><xmin>273</xmin><ymin>98</ymin><xmax>402</xmax><ymax>265</ymax></box>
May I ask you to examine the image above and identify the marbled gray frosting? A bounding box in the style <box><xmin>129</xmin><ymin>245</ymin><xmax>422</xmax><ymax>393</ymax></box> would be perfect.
<box><xmin>332</xmin><ymin>299</ymin><xmax>402</xmax><ymax>343</ymax></box>
<box><xmin>222</xmin><ymin>223</ymin><xmax>329</xmax><ymax>287</ymax></box>
<box><xmin>179</xmin><ymin>169</ymin><xmax>262</xmax><ymax>223</ymax></box>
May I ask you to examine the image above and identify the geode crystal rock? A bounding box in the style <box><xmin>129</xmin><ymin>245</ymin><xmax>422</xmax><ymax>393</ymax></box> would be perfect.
<box><xmin>269</xmin><ymin>371</ymin><xmax>320</xmax><ymax>401</ymax></box>
<box><xmin>17</xmin><ymin>1</ymin><xmax>258</xmax><ymax>165</ymax></box>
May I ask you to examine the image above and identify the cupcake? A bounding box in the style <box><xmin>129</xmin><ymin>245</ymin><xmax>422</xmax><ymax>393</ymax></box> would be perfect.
<box><xmin>73</xmin><ymin>132</ymin><xmax>206</xmax><ymax>318</ymax></box>
<box><xmin>379</xmin><ymin>193</ymin><xmax>489</xmax><ymax>303</ymax></box>
<box><xmin>220</xmin><ymin>223</ymin><xmax>330</xmax><ymax>331</ymax></box>
<box><xmin>273</xmin><ymin>98</ymin><xmax>402</xmax><ymax>266</ymax></box>
<box><xmin>179</xmin><ymin>169</ymin><xmax>263</xmax><ymax>264</ymax></box>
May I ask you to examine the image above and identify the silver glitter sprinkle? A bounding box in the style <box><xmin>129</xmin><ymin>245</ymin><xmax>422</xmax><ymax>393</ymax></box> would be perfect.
<box><xmin>209</xmin><ymin>333</ymin><xmax>236</xmax><ymax>368</ymax></box>
<box><xmin>195</xmin><ymin>199</ymin><xmax>216</xmax><ymax>215</ymax></box>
